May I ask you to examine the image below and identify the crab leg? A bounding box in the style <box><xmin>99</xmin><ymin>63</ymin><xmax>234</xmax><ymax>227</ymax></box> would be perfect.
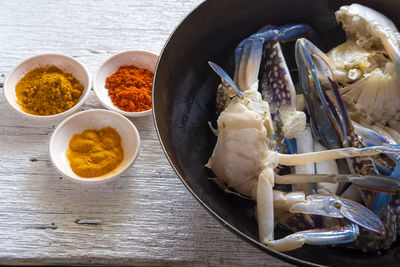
<box><xmin>290</xmin><ymin>195</ymin><xmax>385</xmax><ymax>233</ymax></box>
<box><xmin>266</xmin><ymin>192</ymin><xmax>383</xmax><ymax>251</ymax></box>
<box><xmin>277</xmin><ymin>145</ymin><xmax>400</xmax><ymax>166</ymax></box>
<box><xmin>275</xmin><ymin>174</ymin><xmax>400</xmax><ymax>193</ymax></box>
<box><xmin>354</xmin><ymin>122</ymin><xmax>400</xmax><ymax>165</ymax></box>
<box><xmin>257</xmin><ymin>168</ymin><xmax>275</xmax><ymax>243</ymax></box>
<box><xmin>208</xmin><ymin>61</ymin><xmax>243</xmax><ymax>98</ymax></box>
<box><xmin>259</xmin><ymin>189</ymin><xmax>381</xmax><ymax>251</ymax></box>
<box><xmin>266</xmin><ymin>223</ymin><xmax>360</xmax><ymax>252</ymax></box>
<box><xmin>354</xmin><ymin>123</ymin><xmax>391</xmax><ymax>146</ymax></box>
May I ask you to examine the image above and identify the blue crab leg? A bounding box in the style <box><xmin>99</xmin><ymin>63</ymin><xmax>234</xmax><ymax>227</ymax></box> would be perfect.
<box><xmin>269</xmin><ymin>190</ymin><xmax>381</xmax><ymax>251</ymax></box>
<box><xmin>275</xmin><ymin>173</ymin><xmax>400</xmax><ymax>193</ymax></box>
<box><xmin>354</xmin><ymin>122</ymin><xmax>400</xmax><ymax>164</ymax></box>
<box><xmin>354</xmin><ymin>123</ymin><xmax>390</xmax><ymax>146</ymax></box>
<box><xmin>278</xmin><ymin>143</ymin><xmax>400</xmax><ymax>211</ymax></box>
<box><xmin>277</xmin><ymin>144</ymin><xmax>400</xmax><ymax>166</ymax></box>
<box><xmin>266</xmin><ymin>223</ymin><xmax>359</xmax><ymax>251</ymax></box>
<box><xmin>371</xmin><ymin>194</ymin><xmax>393</xmax><ymax>217</ymax></box>
<box><xmin>290</xmin><ymin>195</ymin><xmax>385</xmax><ymax>234</ymax></box>
<box><xmin>208</xmin><ymin>61</ymin><xmax>243</xmax><ymax>98</ymax></box>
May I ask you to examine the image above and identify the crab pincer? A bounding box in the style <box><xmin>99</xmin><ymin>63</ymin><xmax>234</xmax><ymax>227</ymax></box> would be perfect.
<box><xmin>233</xmin><ymin>24</ymin><xmax>321</xmax><ymax>139</ymax></box>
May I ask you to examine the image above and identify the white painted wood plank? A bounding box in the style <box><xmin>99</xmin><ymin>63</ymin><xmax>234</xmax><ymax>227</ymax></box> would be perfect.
<box><xmin>0</xmin><ymin>0</ymin><xmax>292</xmax><ymax>266</ymax></box>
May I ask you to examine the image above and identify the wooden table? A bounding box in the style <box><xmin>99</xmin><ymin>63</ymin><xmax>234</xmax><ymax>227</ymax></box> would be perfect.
<box><xmin>0</xmin><ymin>1</ymin><xmax>292</xmax><ymax>266</ymax></box>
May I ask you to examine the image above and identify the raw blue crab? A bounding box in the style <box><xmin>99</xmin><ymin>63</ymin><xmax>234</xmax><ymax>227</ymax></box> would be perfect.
<box><xmin>296</xmin><ymin>37</ymin><xmax>400</xmax><ymax>252</ymax></box>
<box><xmin>207</xmin><ymin>15</ymin><xmax>400</xmax><ymax>252</ymax></box>
<box><xmin>206</xmin><ymin>61</ymin><xmax>400</xmax><ymax>250</ymax></box>
<box><xmin>295</xmin><ymin>4</ymin><xmax>400</xmax><ymax>251</ymax></box>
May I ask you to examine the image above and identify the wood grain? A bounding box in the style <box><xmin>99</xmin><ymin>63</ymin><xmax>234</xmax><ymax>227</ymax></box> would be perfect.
<box><xmin>0</xmin><ymin>1</ymin><xmax>292</xmax><ymax>266</ymax></box>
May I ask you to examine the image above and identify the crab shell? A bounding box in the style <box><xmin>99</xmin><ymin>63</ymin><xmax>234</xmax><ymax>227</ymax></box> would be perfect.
<box><xmin>335</xmin><ymin>4</ymin><xmax>400</xmax><ymax>52</ymax></box>
<box><xmin>327</xmin><ymin>4</ymin><xmax>400</xmax><ymax>128</ymax></box>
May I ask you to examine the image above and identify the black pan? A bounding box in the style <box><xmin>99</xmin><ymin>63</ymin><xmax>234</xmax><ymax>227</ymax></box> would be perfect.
<box><xmin>153</xmin><ymin>0</ymin><xmax>400</xmax><ymax>266</ymax></box>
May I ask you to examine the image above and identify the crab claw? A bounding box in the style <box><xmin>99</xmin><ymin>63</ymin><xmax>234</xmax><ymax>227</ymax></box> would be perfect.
<box><xmin>295</xmin><ymin>38</ymin><xmax>343</xmax><ymax>148</ymax></box>
<box><xmin>295</xmin><ymin>38</ymin><xmax>333</xmax><ymax>106</ymax></box>
<box><xmin>269</xmin><ymin>191</ymin><xmax>364</xmax><ymax>251</ymax></box>
<box><xmin>234</xmin><ymin>24</ymin><xmax>321</xmax><ymax>91</ymax></box>
<box><xmin>233</xmin><ymin>25</ymin><xmax>317</xmax><ymax>139</ymax></box>
<box><xmin>290</xmin><ymin>195</ymin><xmax>385</xmax><ymax>234</ymax></box>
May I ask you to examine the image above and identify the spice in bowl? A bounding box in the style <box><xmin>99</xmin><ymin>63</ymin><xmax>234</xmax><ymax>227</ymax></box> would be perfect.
<box><xmin>66</xmin><ymin>126</ymin><xmax>124</xmax><ymax>178</ymax></box>
<box><xmin>15</xmin><ymin>66</ymin><xmax>84</xmax><ymax>115</ymax></box>
<box><xmin>105</xmin><ymin>65</ymin><xmax>153</xmax><ymax>112</ymax></box>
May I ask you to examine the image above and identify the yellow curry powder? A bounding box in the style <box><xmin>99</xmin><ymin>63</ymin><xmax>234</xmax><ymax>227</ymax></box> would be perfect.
<box><xmin>67</xmin><ymin>127</ymin><xmax>124</xmax><ymax>178</ymax></box>
<box><xmin>15</xmin><ymin>66</ymin><xmax>84</xmax><ymax>115</ymax></box>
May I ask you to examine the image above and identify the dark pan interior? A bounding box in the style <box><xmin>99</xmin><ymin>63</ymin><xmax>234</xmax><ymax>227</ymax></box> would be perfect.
<box><xmin>153</xmin><ymin>0</ymin><xmax>400</xmax><ymax>266</ymax></box>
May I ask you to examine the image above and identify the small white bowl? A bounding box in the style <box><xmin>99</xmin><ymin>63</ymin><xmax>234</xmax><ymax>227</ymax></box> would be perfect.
<box><xmin>93</xmin><ymin>50</ymin><xmax>158</xmax><ymax>117</ymax></box>
<box><xmin>49</xmin><ymin>109</ymin><xmax>141</xmax><ymax>184</ymax></box>
<box><xmin>3</xmin><ymin>53</ymin><xmax>91</xmax><ymax>120</ymax></box>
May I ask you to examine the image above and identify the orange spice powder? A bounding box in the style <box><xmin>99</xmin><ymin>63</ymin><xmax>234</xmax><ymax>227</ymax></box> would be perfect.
<box><xmin>105</xmin><ymin>65</ymin><xmax>153</xmax><ymax>112</ymax></box>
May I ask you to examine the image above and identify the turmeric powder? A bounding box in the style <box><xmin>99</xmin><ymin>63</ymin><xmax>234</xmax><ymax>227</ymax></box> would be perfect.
<box><xmin>67</xmin><ymin>127</ymin><xmax>124</xmax><ymax>178</ymax></box>
<box><xmin>15</xmin><ymin>66</ymin><xmax>84</xmax><ymax>115</ymax></box>
<box><xmin>105</xmin><ymin>65</ymin><xmax>153</xmax><ymax>112</ymax></box>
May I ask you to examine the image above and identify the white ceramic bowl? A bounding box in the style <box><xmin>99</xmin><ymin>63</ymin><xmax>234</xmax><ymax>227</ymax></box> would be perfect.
<box><xmin>49</xmin><ymin>109</ymin><xmax>141</xmax><ymax>184</ymax></box>
<box><xmin>93</xmin><ymin>50</ymin><xmax>158</xmax><ymax>117</ymax></box>
<box><xmin>4</xmin><ymin>53</ymin><xmax>91</xmax><ymax>120</ymax></box>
